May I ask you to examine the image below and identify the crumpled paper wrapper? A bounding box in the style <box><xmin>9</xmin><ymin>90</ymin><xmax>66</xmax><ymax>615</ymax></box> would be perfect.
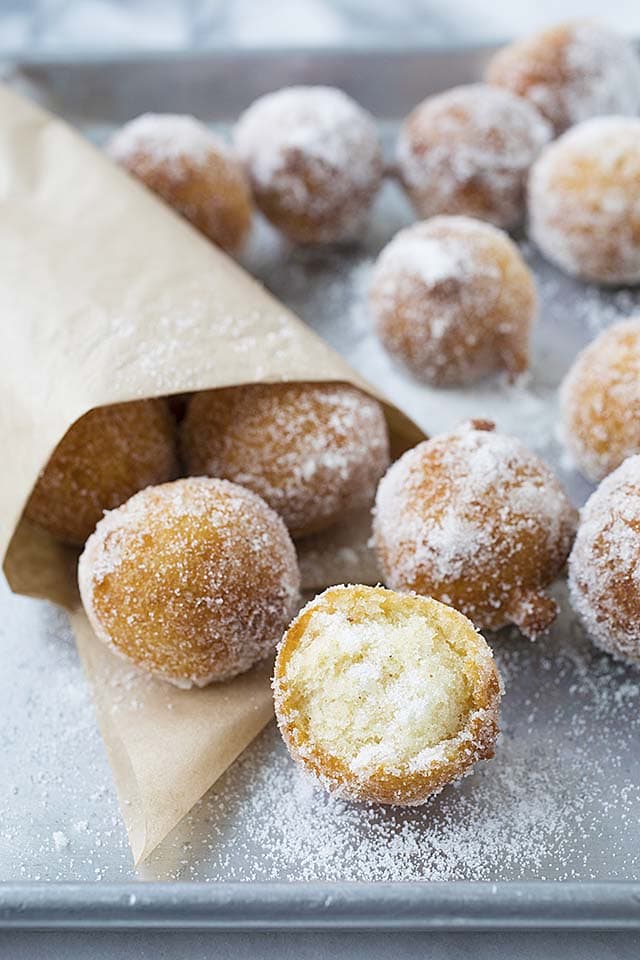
<box><xmin>0</xmin><ymin>84</ymin><xmax>424</xmax><ymax>863</ymax></box>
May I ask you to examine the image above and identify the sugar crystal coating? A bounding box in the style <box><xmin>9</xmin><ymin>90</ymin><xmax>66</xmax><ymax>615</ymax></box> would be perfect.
<box><xmin>397</xmin><ymin>83</ymin><xmax>551</xmax><ymax>230</ymax></box>
<box><xmin>487</xmin><ymin>20</ymin><xmax>640</xmax><ymax>135</ymax></box>
<box><xmin>108</xmin><ymin>113</ymin><xmax>252</xmax><ymax>253</ymax></box>
<box><xmin>78</xmin><ymin>477</ymin><xmax>300</xmax><ymax>687</ymax></box>
<box><xmin>369</xmin><ymin>215</ymin><xmax>536</xmax><ymax>385</ymax></box>
<box><xmin>234</xmin><ymin>86</ymin><xmax>383</xmax><ymax>243</ymax></box>
<box><xmin>24</xmin><ymin>399</ymin><xmax>177</xmax><ymax>547</ymax></box>
<box><xmin>560</xmin><ymin>318</ymin><xmax>640</xmax><ymax>482</ymax></box>
<box><xmin>373</xmin><ymin>421</ymin><xmax>577</xmax><ymax>638</ymax></box>
<box><xmin>569</xmin><ymin>455</ymin><xmax>640</xmax><ymax>662</ymax></box>
<box><xmin>529</xmin><ymin>116</ymin><xmax>640</xmax><ymax>285</ymax></box>
<box><xmin>181</xmin><ymin>382</ymin><xmax>390</xmax><ymax>539</ymax></box>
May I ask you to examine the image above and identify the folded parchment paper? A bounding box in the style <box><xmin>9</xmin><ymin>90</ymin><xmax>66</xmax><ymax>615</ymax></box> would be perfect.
<box><xmin>0</xmin><ymin>84</ymin><xmax>423</xmax><ymax>863</ymax></box>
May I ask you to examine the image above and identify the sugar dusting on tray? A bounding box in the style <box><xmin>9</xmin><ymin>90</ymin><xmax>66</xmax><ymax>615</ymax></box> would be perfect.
<box><xmin>3</xmin><ymin>123</ymin><xmax>640</xmax><ymax>883</ymax></box>
<box><xmin>149</xmin><ymin>589</ymin><xmax>640</xmax><ymax>882</ymax></box>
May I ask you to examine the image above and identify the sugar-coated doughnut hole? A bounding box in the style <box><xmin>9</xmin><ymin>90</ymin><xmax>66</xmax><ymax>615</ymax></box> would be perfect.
<box><xmin>24</xmin><ymin>399</ymin><xmax>177</xmax><ymax>547</ymax></box>
<box><xmin>108</xmin><ymin>113</ymin><xmax>252</xmax><ymax>254</ymax></box>
<box><xmin>396</xmin><ymin>83</ymin><xmax>551</xmax><ymax>230</ymax></box>
<box><xmin>180</xmin><ymin>382</ymin><xmax>390</xmax><ymax>539</ymax></box>
<box><xmin>273</xmin><ymin>584</ymin><xmax>501</xmax><ymax>804</ymax></box>
<box><xmin>373</xmin><ymin>420</ymin><xmax>577</xmax><ymax>638</ymax></box>
<box><xmin>234</xmin><ymin>86</ymin><xmax>383</xmax><ymax>244</ymax></box>
<box><xmin>560</xmin><ymin>318</ymin><xmax>640</xmax><ymax>482</ymax></box>
<box><xmin>529</xmin><ymin>117</ymin><xmax>640</xmax><ymax>285</ymax></box>
<box><xmin>369</xmin><ymin>215</ymin><xmax>536</xmax><ymax>386</ymax></box>
<box><xmin>486</xmin><ymin>20</ymin><xmax>640</xmax><ymax>136</ymax></box>
<box><xmin>78</xmin><ymin>477</ymin><xmax>300</xmax><ymax>687</ymax></box>
<box><xmin>569</xmin><ymin>455</ymin><xmax>640</xmax><ymax>662</ymax></box>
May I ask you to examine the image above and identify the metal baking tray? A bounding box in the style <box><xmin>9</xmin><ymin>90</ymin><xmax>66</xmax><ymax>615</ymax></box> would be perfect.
<box><xmin>1</xmin><ymin>46</ymin><xmax>640</xmax><ymax>931</ymax></box>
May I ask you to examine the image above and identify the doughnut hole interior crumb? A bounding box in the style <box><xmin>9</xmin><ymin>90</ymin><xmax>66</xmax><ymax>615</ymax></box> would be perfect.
<box><xmin>274</xmin><ymin>585</ymin><xmax>501</xmax><ymax>805</ymax></box>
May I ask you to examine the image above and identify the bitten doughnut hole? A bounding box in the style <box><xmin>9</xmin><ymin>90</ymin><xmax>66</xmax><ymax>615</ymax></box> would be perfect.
<box><xmin>373</xmin><ymin>420</ymin><xmax>577</xmax><ymax>638</ymax></box>
<box><xmin>24</xmin><ymin>399</ymin><xmax>177</xmax><ymax>546</ymax></box>
<box><xmin>529</xmin><ymin>117</ymin><xmax>640</xmax><ymax>285</ymax></box>
<box><xmin>369</xmin><ymin>215</ymin><xmax>536</xmax><ymax>385</ymax></box>
<box><xmin>560</xmin><ymin>318</ymin><xmax>640</xmax><ymax>481</ymax></box>
<box><xmin>108</xmin><ymin>113</ymin><xmax>252</xmax><ymax>253</ymax></box>
<box><xmin>234</xmin><ymin>86</ymin><xmax>383</xmax><ymax>243</ymax></box>
<box><xmin>396</xmin><ymin>83</ymin><xmax>551</xmax><ymax>230</ymax></box>
<box><xmin>486</xmin><ymin>20</ymin><xmax>640</xmax><ymax>135</ymax></box>
<box><xmin>273</xmin><ymin>585</ymin><xmax>501</xmax><ymax>804</ymax></box>
<box><xmin>78</xmin><ymin>477</ymin><xmax>300</xmax><ymax>687</ymax></box>
<box><xmin>569</xmin><ymin>455</ymin><xmax>640</xmax><ymax>662</ymax></box>
<box><xmin>180</xmin><ymin>382</ymin><xmax>390</xmax><ymax>539</ymax></box>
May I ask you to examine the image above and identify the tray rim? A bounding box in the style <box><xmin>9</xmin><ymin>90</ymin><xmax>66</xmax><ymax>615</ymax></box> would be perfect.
<box><xmin>2</xmin><ymin>44</ymin><xmax>640</xmax><ymax>930</ymax></box>
<box><xmin>1</xmin><ymin>881</ymin><xmax>640</xmax><ymax>930</ymax></box>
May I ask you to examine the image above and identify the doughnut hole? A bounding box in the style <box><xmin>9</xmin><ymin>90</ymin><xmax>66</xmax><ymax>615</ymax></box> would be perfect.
<box><xmin>273</xmin><ymin>584</ymin><xmax>501</xmax><ymax>804</ymax></box>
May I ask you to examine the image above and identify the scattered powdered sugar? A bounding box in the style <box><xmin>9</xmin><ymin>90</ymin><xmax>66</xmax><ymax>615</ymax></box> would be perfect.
<box><xmin>397</xmin><ymin>83</ymin><xmax>551</xmax><ymax>229</ymax></box>
<box><xmin>145</xmin><ymin>589</ymin><xmax>640</xmax><ymax>882</ymax></box>
<box><xmin>529</xmin><ymin>117</ymin><xmax>640</xmax><ymax>285</ymax></box>
<box><xmin>107</xmin><ymin>112</ymin><xmax>231</xmax><ymax>177</ymax></box>
<box><xmin>569</xmin><ymin>455</ymin><xmax>640</xmax><ymax>662</ymax></box>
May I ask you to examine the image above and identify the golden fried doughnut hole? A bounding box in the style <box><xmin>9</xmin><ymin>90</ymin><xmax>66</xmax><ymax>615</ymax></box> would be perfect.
<box><xmin>108</xmin><ymin>113</ymin><xmax>252</xmax><ymax>254</ymax></box>
<box><xmin>273</xmin><ymin>584</ymin><xmax>501</xmax><ymax>805</ymax></box>
<box><xmin>24</xmin><ymin>399</ymin><xmax>177</xmax><ymax>547</ymax></box>
<box><xmin>560</xmin><ymin>318</ymin><xmax>640</xmax><ymax>482</ymax></box>
<box><xmin>569</xmin><ymin>455</ymin><xmax>640</xmax><ymax>662</ymax></box>
<box><xmin>369</xmin><ymin>216</ymin><xmax>536</xmax><ymax>386</ymax></box>
<box><xmin>234</xmin><ymin>86</ymin><xmax>383</xmax><ymax>243</ymax></box>
<box><xmin>180</xmin><ymin>382</ymin><xmax>390</xmax><ymax>539</ymax></box>
<box><xmin>78</xmin><ymin>477</ymin><xmax>300</xmax><ymax>687</ymax></box>
<box><xmin>529</xmin><ymin>117</ymin><xmax>640</xmax><ymax>285</ymax></box>
<box><xmin>486</xmin><ymin>20</ymin><xmax>640</xmax><ymax>136</ymax></box>
<box><xmin>397</xmin><ymin>83</ymin><xmax>551</xmax><ymax>230</ymax></box>
<box><xmin>373</xmin><ymin>421</ymin><xmax>577</xmax><ymax>638</ymax></box>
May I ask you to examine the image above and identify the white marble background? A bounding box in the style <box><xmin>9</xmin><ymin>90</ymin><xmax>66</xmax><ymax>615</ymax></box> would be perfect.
<box><xmin>0</xmin><ymin>0</ymin><xmax>639</xmax><ymax>54</ymax></box>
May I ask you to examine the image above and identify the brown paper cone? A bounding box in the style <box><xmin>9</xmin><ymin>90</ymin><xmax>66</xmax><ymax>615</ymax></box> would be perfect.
<box><xmin>0</xmin><ymin>84</ymin><xmax>424</xmax><ymax>862</ymax></box>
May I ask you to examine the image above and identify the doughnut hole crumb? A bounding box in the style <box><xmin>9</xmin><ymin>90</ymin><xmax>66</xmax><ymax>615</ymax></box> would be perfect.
<box><xmin>369</xmin><ymin>215</ymin><xmax>536</xmax><ymax>386</ymax></box>
<box><xmin>560</xmin><ymin>318</ymin><xmax>640</xmax><ymax>482</ymax></box>
<box><xmin>486</xmin><ymin>20</ymin><xmax>640</xmax><ymax>136</ymax></box>
<box><xmin>78</xmin><ymin>477</ymin><xmax>300</xmax><ymax>687</ymax></box>
<box><xmin>273</xmin><ymin>585</ymin><xmax>501</xmax><ymax>804</ymax></box>
<box><xmin>397</xmin><ymin>83</ymin><xmax>551</xmax><ymax>230</ymax></box>
<box><xmin>24</xmin><ymin>399</ymin><xmax>177</xmax><ymax>547</ymax></box>
<box><xmin>569</xmin><ymin>455</ymin><xmax>640</xmax><ymax>662</ymax></box>
<box><xmin>234</xmin><ymin>86</ymin><xmax>383</xmax><ymax>244</ymax></box>
<box><xmin>373</xmin><ymin>420</ymin><xmax>577</xmax><ymax>638</ymax></box>
<box><xmin>529</xmin><ymin>117</ymin><xmax>640</xmax><ymax>285</ymax></box>
<box><xmin>108</xmin><ymin>113</ymin><xmax>252</xmax><ymax>254</ymax></box>
<box><xmin>180</xmin><ymin>382</ymin><xmax>390</xmax><ymax>539</ymax></box>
